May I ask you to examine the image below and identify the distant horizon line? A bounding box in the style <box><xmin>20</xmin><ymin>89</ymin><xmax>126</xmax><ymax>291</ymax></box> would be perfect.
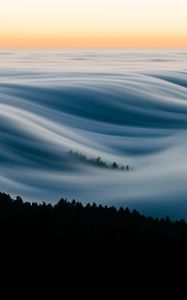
<box><xmin>0</xmin><ymin>47</ymin><xmax>187</xmax><ymax>50</ymax></box>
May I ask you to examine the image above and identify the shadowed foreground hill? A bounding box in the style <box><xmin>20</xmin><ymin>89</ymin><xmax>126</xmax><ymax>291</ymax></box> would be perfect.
<box><xmin>1</xmin><ymin>191</ymin><xmax>187</xmax><ymax>283</ymax></box>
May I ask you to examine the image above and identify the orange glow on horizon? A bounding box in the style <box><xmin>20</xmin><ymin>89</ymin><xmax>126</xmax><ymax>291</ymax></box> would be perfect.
<box><xmin>0</xmin><ymin>0</ymin><xmax>187</xmax><ymax>48</ymax></box>
<box><xmin>1</xmin><ymin>33</ymin><xmax>187</xmax><ymax>48</ymax></box>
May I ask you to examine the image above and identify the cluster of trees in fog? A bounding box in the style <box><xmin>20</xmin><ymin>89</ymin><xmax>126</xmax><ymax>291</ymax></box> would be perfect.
<box><xmin>68</xmin><ymin>150</ymin><xmax>131</xmax><ymax>171</ymax></box>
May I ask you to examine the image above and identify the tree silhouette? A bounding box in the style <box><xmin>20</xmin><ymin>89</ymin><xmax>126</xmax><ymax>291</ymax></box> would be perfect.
<box><xmin>0</xmin><ymin>190</ymin><xmax>187</xmax><ymax>281</ymax></box>
<box><xmin>112</xmin><ymin>162</ymin><xmax>118</xmax><ymax>169</ymax></box>
<box><xmin>68</xmin><ymin>150</ymin><xmax>131</xmax><ymax>171</ymax></box>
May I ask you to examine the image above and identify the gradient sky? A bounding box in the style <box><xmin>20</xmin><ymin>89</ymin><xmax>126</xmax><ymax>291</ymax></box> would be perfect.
<box><xmin>0</xmin><ymin>0</ymin><xmax>187</xmax><ymax>48</ymax></box>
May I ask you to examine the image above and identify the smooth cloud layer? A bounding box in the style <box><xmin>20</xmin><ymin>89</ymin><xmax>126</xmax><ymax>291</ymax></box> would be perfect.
<box><xmin>1</xmin><ymin>49</ymin><xmax>187</xmax><ymax>219</ymax></box>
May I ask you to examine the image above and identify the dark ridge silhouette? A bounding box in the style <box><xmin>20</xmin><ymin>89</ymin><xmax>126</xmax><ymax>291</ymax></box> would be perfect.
<box><xmin>1</xmin><ymin>190</ymin><xmax>187</xmax><ymax>285</ymax></box>
<box><xmin>68</xmin><ymin>150</ymin><xmax>131</xmax><ymax>171</ymax></box>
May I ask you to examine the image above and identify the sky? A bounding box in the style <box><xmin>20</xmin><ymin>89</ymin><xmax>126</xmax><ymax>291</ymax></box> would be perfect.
<box><xmin>0</xmin><ymin>0</ymin><xmax>187</xmax><ymax>48</ymax></box>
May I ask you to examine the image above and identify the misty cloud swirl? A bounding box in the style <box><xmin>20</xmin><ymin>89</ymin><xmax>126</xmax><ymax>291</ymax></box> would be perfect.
<box><xmin>1</xmin><ymin>49</ymin><xmax>187</xmax><ymax>218</ymax></box>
